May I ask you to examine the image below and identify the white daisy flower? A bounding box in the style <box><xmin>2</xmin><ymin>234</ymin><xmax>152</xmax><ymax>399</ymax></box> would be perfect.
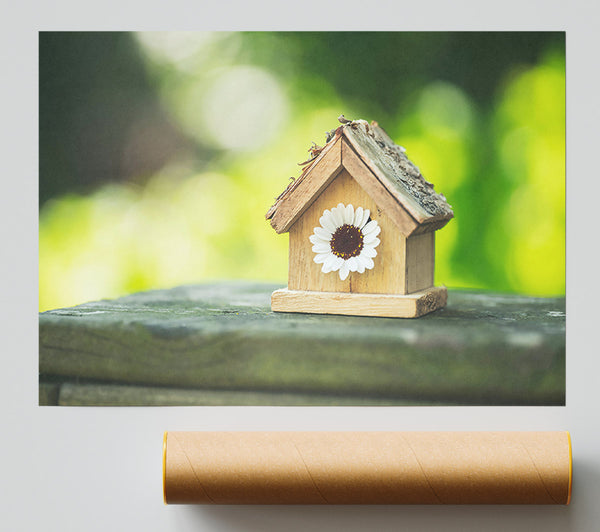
<box><xmin>309</xmin><ymin>203</ymin><xmax>381</xmax><ymax>281</ymax></box>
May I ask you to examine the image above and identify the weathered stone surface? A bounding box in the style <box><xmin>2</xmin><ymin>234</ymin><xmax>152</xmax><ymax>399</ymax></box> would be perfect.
<box><xmin>39</xmin><ymin>282</ymin><xmax>565</xmax><ymax>406</ymax></box>
<box><xmin>51</xmin><ymin>382</ymin><xmax>443</xmax><ymax>406</ymax></box>
<box><xmin>39</xmin><ymin>381</ymin><xmax>60</xmax><ymax>406</ymax></box>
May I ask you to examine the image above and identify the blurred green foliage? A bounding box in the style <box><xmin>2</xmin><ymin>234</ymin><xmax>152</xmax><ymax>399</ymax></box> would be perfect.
<box><xmin>39</xmin><ymin>32</ymin><xmax>565</xmax><ymax>311</ymax></box>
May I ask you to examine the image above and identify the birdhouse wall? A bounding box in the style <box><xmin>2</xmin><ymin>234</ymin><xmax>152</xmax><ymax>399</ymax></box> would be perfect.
<box><xmin>405</xmin><ymin>231</ymin><xmax>435</xmax><ymax>293</ymax></box>
<box><xmin>287</xmin><ymin>169</ymin><xmax>435</xmax><ymax>295</ymax></box>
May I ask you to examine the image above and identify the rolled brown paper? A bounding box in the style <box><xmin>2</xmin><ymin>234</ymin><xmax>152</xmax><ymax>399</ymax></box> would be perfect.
<box><xmin>163</xmin><ymin>431</ymin><xmax>572</xmax><ymax>505</ymax></box>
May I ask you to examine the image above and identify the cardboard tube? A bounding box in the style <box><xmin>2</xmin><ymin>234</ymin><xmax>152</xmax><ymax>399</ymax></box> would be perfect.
<box><xmin>163</xmin><ymin>431</ymin><xmax>572</xmax><ymax>505</ymax></box>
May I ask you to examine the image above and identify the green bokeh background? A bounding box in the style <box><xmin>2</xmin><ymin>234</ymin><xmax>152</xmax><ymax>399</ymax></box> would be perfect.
<box><xmin>39</xmin><ymin>32</ymin><xmax>565</xmax><ymax>312</ymax></box>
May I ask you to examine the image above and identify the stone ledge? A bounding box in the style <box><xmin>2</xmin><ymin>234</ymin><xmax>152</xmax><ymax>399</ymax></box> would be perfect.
<box><xmin>39</xmin><ymin>281</ymin><xmax>565</xmax><ymax>406</ymax></box>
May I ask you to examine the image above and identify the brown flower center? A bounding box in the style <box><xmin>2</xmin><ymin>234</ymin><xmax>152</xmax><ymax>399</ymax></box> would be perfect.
<box><xmin>330</xmin><ymin>224</ymin><xmax>364</xmax><ymax>259</ymax></box>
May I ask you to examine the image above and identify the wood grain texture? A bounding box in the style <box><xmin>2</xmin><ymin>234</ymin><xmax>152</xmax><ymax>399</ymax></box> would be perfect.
<box><xmin>342</xmin><ymin>122</ymin><xmax>454</xmax><ymax>227</ymax></box>
<box><xmin>341</xmin><ymin>139</ymin><xmax>419</xmax><ymax>236</ymax></box>
<box><xmin>269</xmin><ymin>138</ymin><xmax>343</xmax><ymax>233</ymax></box>
<box><xmin>410</xmin><ymin>217</ymin><xmax>455</xmax><ymax>235</ymax></box>
<box><xmin>271</xmin><ymin>286</ymin><xmax>447</xmax><ymax>318</ymax></box>
<box><xmin>288</xmin><ymin>169</ymin><xmax>407</xmax><ymax>294</ymax></box>
<box><xmin>267</xmin><ymin>121</ymin><xmax>453</xmax><ymax>236</ymax></box>
<box><xmin>406</xmin><ymin>232</ymin><xmax>435</xmax><ymax>293</ymax></box>
<box><xmin>287</xmin><ymin>165</ymin><xmax>436</xmax><ymax>296</ymax></box>
<box><xmin>343</xmin><ymin>125</ymin><xmax>427</xmax><ymax>223</ymax></box>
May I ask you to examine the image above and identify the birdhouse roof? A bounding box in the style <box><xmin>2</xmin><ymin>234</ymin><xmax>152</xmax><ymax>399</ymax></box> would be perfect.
<box><xmin>266</xmin><ymin>118</ymin><xmax>454</xmax><ymax>236</ymax></box>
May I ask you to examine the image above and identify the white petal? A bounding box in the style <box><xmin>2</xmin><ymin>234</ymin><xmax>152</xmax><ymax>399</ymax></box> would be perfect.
<box><xmin>353</xmin><ymin>206</ymin><xmax>364</xmax><ymax>227</ymax></box>
<box><xmin>364</xmin><ymin>229</ymin><xmax>380</xmax><ymax>244</ymax></box>
<box><xmin>313</xmin><ymin>252</ymin><xmax>330</xmax><ymax>264</ymax></box>
<box><xmin>361</xmin><ymin>246</ymin><xmax>377</xmax><ymax>258</ymax></box>
<box><xmin>309</xmin><ymin>234</ymin><xmax>330</xmax><ymax>245</ymax></box>
<box><xmin>369</xmin><ymin>237</ymin><xmax>381</xmax><ymax>248</ymax></box>
<box><xmin>319</xmin><ymin>212</ymin><xmax>337</xmax><ymax>233</ymax></box>
<box><xmin>336</xmin><ymin>203</ymin><xmax>347</xmax><ymax>224</ymax></box>
<box><xmin>312</xmin><ymin>243</ymin><xmax>331</xmax><ymax>253</ymax></box>
<box><xmin>347</xmin><ymin>256</ymin><xmax>358</xmax><ymax>272</ymax></box>
<box><xmin>322</xmin><ymin>254</ymin><xmax>336</xmax><ymax>273</ymax></box>
<box><xmin>362</xmin><ymin>220</ymin><xmax>379</xmax><ymax>235</ymax></box>
<box><xmin>323</xmin><ymin>254</ymin><xmax>343</xmax><ymax>273</ymax></box>
<box><xmin>359</xmin><ymin>209</ymin><xmax>370</xmax><ymax>229</ymax></box>
<box><xmin>355</xmin><ymin>256</ymin><xmax>366</xmax><ymax>273</ymax></box>
<box><xmin>362</xmin><ymin>256</ymin><xmax>375</xmax><ymax>270</ymax></box>
<box><xmin>314</xmin><ymin>226</ymin><xmax>332</xmax><ymax>240</ymax></box>
<box><xmin>331</xmin><ymin>205</ymin><xmax>344</xmax><ymax>227</ymax></box>
<box><xmin>339</xmin><ymin>261</ymin><xmax>350</xmax><ymax>281</ymax></box>
<box><xmin>344</xmin><ymin>204</ymin><xmax>354</xmax><ymax>224</ymax></box>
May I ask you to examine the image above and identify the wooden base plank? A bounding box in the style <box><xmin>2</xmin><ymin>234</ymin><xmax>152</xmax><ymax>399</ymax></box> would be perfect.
<box><xmin>271</xmin><ymin>286</ymin><xmax>447</xmax><ymax>318</ymax></box>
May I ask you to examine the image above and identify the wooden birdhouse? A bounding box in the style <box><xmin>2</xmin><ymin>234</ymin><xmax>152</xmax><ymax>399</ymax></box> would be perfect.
<box><xmin>266</xmin><ymin>117</ymin><xmax>454</xmax><ymax>318</ymax></box>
